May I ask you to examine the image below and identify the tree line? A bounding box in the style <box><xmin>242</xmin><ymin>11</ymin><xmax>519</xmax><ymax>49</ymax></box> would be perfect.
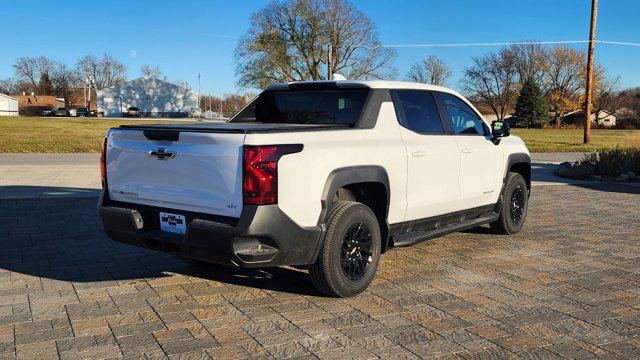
<box><xmin>237</xmin><ymin>0</ymin><xmax>634</xmax><ymax>127</ymax></box>
<box><xmin>0</xmin><ymin>55</ymin><xmax>128</xmax><ymax>107</ymax></box>
<box><xmin>0</xmin><ymin>55</ymin><xmax>197</xmax><ymax>108</ymax></box>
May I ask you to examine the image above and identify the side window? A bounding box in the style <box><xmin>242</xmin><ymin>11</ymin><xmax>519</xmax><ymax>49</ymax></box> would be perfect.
<box><xmin>439</xmin><ymin>93</ymin><xmax>486</xmax><ymax>135</ymax></box>
<box><xmin>391</xmin><ymin>90</ymin><xmax>444</xmax><ymax>134</ymax></box>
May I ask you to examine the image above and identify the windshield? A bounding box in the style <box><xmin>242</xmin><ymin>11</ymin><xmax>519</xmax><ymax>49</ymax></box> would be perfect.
<box><xmin>230</xmin><ymin>89</ymin><xmax>369</xmax><ymax>126</ymax></box>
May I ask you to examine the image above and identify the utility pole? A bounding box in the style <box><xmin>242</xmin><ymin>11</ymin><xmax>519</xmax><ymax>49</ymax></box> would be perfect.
<box><xmin>327</xmin><ymin>44</ymin><xmax>333</xmax><ymax>80</ymax></box>
<box><xmin>197</xmin><ymin>73</ymin><xmax>201</xmax><ymax>110</ymax></box>
<box><xmin>584</xmin><ymin>0</ymin><xmax>598</xmax><ymax>144</ymax></box>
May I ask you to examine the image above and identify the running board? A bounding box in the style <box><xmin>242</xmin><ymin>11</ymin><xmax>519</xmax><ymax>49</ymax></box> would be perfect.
<box><xmin>392</xmin><ymin>212</ymin><xmax>499</xmax><ymax>247</ymax></box>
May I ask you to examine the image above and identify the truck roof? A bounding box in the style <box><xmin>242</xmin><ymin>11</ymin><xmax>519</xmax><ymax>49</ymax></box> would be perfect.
<box><xmin>267</xmin><ymin>80</ymin><xmax>463</xmax><ymax>97</ymax></box>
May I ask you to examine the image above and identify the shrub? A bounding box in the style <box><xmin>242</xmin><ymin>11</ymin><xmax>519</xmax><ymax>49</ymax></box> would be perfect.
<box><xmin>582</xmin><ymin>147</ymin><xmax>640</xmax><ymax>177</ymax></box>
<box><xmin>614</xmin><ymin>117</ymin><xmax>640</xmax><ymax>130</ymax></box>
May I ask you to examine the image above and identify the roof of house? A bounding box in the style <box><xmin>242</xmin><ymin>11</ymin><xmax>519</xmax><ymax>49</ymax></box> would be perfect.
<box><xmin>97</xmin><ymin>77</ymin><xmax>196</xmax><ymax>95</ymax></box>
<box><xmin>14</xmin><ymin>95</ymin><xmax>65</xmax><ymax>107</ymax></box>
<box><xmin>0</xmin><ymin>93</ymin><xmax>18</xmax><ymax>100</ymax></box>
<box><xmin>473</xmin><ymin>103</ymin><xmax>516</xmax><ymax>116</ymax></box>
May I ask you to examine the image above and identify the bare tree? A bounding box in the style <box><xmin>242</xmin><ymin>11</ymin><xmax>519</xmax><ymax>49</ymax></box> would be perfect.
<box><xmin>543</xmin><ymin>46</ymin><xmax>587</xmax><ymax>124</ymax></box>
<box><xmin>462</xmin><ymin>48</ymin><xmax>519</xmax><ymax>121</ymax></box>
<box><xmin>0</xmin><ymin>78</ymin><xmax>18</xmax><ymax>94</ymax></box>
<box><xmin>592</xmin><ymin>74</ymin><xmax>621</xmax><ymax>121</ymax></box>
<box><xmin>505</xmin><ymin>43</ymin><xmax>548</xmax><ymax>87</ymax></box>
<box><xmin>235</xmin><ymin>0</ymin><xmax>396</xmax><ymax>88</ymax></box>
<box><xmin>140</xmin><ymin>64</ymin><xmax>163</xmax><ymax>79</ymax></box>
<box><xmin>12</xmin><ymin>56</ymin><xmax>55</xmax><ymax>91</ymax></box>
<box><xmin>405</xmin><ymin>56</ymin><xmax>451</xmax><ymax>86</ymax></box>
<box><xmin>76</xmin><ymin>54</ymin><xmax>127</xmax><ymax>91</ymax></box>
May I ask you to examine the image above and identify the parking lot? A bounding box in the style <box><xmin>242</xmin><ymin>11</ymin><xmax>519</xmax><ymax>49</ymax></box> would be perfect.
<box><xmin>0</xmin><ymin>181</ymin><xmax>638</xmax><ymax>359</ymax></box>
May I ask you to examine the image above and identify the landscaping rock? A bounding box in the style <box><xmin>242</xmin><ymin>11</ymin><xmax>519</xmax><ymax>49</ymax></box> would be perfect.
<box><xmin>614</xmin><ymin>173</ymin><xmax>630</xmax><ymax>182</ymax></box>
<box><xmin>555</xmin><ymin>162</ymin><xmax>594</xmax><ymax>180</ymax></box>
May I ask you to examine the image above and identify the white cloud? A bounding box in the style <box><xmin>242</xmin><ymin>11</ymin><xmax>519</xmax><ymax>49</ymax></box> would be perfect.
<box><xmin>129</xmin><ymin>50</ymin><xmax>138</xmax><ymax>58</ymax></box>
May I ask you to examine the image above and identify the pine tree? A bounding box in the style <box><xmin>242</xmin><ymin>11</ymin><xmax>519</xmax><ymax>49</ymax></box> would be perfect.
<box><xmin>515</xmin><ymin>77</ymin><xmax>549</xmax><ymax>128</ymax></box>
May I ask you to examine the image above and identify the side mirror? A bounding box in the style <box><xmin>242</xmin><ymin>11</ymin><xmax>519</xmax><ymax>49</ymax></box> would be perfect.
<box><xmin>491</xmin><ymin>120</ymin><xmax>510</xmax><ymax>139</ymax></box>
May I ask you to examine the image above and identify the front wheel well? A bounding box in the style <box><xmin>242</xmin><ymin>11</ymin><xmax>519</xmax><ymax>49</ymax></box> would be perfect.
<box><xmin>509</xmin><ymin>162</ymin><xmax>531</xmax><ymax>190</ymax></box>
<box><xmin>333</xmin><ymin>182</ymin><xmax>389</xmax><ymax>252</ymax></box>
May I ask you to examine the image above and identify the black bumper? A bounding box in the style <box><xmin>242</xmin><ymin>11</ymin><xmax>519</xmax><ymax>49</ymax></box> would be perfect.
<box><xmin>98</xmin><ymin>191</ymin><xmax>322</xmax><ymax>268</ymax></box>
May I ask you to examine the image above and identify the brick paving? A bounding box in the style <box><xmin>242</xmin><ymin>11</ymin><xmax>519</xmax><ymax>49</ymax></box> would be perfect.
<box><xmin>0</xmin><ymin>184</ymin><xmax>639</xmax><ymax>359</ymax></box>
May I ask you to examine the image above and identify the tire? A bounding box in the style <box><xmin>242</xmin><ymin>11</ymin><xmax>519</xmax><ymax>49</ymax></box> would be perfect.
<box><xmin>491</xmin><ymin>172</ymin><xmax>529</xmax><ymax>235</ymax></box>
<box><xmin>308</xmin><ymin>201</ymin><xmax>382</xmax><ymax>298</ymax></box>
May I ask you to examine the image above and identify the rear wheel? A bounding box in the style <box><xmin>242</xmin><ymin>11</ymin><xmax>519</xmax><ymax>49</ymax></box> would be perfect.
<box><xmin>491</xmin><ymin>172</ymin><xmax>528</xmax><ymax>234</ymax></box>
<box><xmin>309</xmin><ymin>201</ymin><xmax>381</xmax><ymax>297</ymax></box>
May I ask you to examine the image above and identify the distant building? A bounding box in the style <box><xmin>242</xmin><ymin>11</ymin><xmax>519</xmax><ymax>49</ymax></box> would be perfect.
<box><xmin>14</xmin><ymin>94</ymin><xmax>65</xmax><ymax>116</ymax></box>
<box><xmin>97</xmin><ymin>77</ymin><xmax>199</xmax><ymax>117</ymax></box>
<box><xmin>66</xmin><ymin>88</ymin><xmax>97</xmax><ymax>111</ymax></box>
<box><xmin>0</xmin><ymin>94</ymin><xmax>19</xmax><ymax>116</ymax></box>
<box><xmin>473</xmin><ymin>103</ymin><xmax>515</xmax><ymax>122</ymax></box>
<box><xmin>564</xmin><ymin>110</ymin><xmax>617</xmax><ymax>127</ymax></box>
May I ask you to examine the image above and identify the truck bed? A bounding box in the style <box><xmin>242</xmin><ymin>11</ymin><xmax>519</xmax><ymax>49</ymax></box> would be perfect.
<box><xmin>118</xmin><ymin>122</ymin><xmax>349</xmax><ymax>133</ymax></box>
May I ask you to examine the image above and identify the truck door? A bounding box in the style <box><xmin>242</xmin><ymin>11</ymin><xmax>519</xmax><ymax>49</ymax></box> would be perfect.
<box><xmin>391</xmin><ymin>90</ymin><xmax>462</xmax><ymax>221</ymax></box>
<box><xmin>434</xmin><ymin>92</ymin><xmax>501</xmax><ymax>209</ymax></box>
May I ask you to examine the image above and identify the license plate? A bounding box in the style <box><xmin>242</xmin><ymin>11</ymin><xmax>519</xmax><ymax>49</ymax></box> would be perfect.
<box><xmin>159</xmin><ymin>212</ymin><xmax>186</xmax><ymax>234</ymax></box>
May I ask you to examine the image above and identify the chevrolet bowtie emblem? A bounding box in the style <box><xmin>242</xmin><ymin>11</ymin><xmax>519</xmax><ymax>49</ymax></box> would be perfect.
<box><xmin>147</xmin><ymin>148</ymin><xmax>176</xmax><ymax>160</ymax></box>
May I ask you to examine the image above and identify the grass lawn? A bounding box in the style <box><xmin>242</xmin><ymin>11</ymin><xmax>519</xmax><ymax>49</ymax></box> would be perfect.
<box><xmin>511</xmin><ymin>128</ymin><xmax>640</xmax><ymax>152</ymax></box>
<box><xmin>0</xmin><ymin>117</ymin><xmax>200</xmax><ymax>153</ymax></box>
<box><xmin>1</xmin><ymin>116</ymin><xmax>640</xmax><ymax>153</ymax></box>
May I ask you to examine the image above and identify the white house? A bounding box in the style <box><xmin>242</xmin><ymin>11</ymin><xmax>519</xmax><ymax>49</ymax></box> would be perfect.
<box><xmin>0</xmin><ymin>94</ymin><xmax>19</xmax><ymax>116</ymax></box>
<box><xmin>564</xmin><ymin>109</ymin><xmax>617</xmax><ymax>127</ymax></box>
<box><xmin>97</xmin><ymin>77</ymin><xmax>199</xmax><ymax>117</ymax></box>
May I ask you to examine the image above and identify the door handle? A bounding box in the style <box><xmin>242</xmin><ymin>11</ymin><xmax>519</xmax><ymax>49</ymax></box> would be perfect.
<box><xmin>412</xmin><ymin>150</ymin><xmax>426</xmax><ymax>157</ymax></box>
<box><xmin>461</xmin><ymin>148</ymin><xmax>473</xmax><ymax>154</ymax></box>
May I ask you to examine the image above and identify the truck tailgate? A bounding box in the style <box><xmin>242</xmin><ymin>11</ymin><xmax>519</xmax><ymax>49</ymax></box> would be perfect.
<box><xmin>105</xmin><ymin>129</ymin><xmax>245</xmax><ymax>217</ymax></box>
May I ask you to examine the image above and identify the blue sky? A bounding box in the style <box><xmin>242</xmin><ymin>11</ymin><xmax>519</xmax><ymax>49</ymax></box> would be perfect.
<box><xmin>2</xmin><ymin>0</ymin><xmax>639</xmax><ymax>95</ymax></box>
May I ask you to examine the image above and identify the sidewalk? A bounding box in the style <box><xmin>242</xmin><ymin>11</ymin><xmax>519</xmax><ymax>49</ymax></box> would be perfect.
<box><xmin>0</xmin><ymin>154</ymin><xmax>100</xmax><ymax>198</ymax></box>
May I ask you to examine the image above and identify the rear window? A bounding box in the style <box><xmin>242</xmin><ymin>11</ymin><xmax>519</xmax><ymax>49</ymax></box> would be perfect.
<box><xmin>230</xmin><ymin>89</ymin><xmax>369</xmax><ymax>126</ymax></box>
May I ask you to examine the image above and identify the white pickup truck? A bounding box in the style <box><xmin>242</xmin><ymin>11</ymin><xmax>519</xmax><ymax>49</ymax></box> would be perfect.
<box><xmin>98</xmin><ymin>80</ymin><xmax>531</xmax><ymax>297</ymax></box>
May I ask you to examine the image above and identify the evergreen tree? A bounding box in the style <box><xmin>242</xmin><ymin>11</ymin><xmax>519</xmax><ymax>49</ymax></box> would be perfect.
<box><xmin>515</xmin><ymin>77</ymin><xmax>548</xmax><ymax>127</ymax></box>
<box><xmin>37</xmin><ymin>73</ymin><xmax>54</xmax><ymax>95</ymax></box>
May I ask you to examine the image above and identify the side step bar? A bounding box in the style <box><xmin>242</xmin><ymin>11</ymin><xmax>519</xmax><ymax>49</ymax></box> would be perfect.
<box><xmin>392</xmin><ymin>212</ymin><xmax>499</xmax><ymax>247</ymax></box>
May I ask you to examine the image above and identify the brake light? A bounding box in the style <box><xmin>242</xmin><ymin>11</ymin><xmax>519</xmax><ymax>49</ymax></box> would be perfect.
<box><xmin>100</xmin><ymin>138</ymin><xmax>107</xmax><ymax>185</ymax></box>
<box><xmin>243</xmin><ymin>144</ymin><xmax>303</xmax><ymax>205</ymax></box>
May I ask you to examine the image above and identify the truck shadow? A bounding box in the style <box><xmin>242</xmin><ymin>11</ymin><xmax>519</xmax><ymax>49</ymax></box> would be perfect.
<box><xmin>0</xmin><ymin>194</ymin><xmax>319</xmax><ymax>296</ymax></box>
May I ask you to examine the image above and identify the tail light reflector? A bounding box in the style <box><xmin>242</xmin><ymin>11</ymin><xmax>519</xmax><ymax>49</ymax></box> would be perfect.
<box><xmin>243</xmin><ymin>144</ymin><xmax>303</xmax><ymax>205</ymax></box>
<box><xmin>100</xmin><ymin>138</ymin><xmax>107</xmax><ymax>185</ymax></box>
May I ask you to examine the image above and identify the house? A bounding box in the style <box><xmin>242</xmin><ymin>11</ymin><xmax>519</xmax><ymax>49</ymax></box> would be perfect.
<box><xmin>14</xmin><ymin>94</ymin><xmax>65</xmax><ymax>116</ymax></box>
<box><xmin>0</xmin><ymin>94</ymin><xmax>19</xmax><ymax>116</ymax></box>
<box><xmin>563</xmin><ymin>110</ymin><xmax>617</xmax><ymax>127</ymax></box>
<box><xmin>473</xmin><ymin>104</ymin><xmax>515</xmax><ymax>122</ymax></box>
<box><xmin>97</xmin><ymin>77</ymin><xmax>199</xmax><ymax>117</ymax></box>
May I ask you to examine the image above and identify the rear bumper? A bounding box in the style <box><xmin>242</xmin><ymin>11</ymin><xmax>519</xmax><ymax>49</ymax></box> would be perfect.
<box><xmin>98</xmin><ymin>191</ymin><xmax>322</xmax><ymax>268</ymax></box>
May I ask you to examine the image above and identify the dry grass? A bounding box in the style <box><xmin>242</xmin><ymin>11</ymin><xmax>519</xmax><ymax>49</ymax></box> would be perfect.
<box><xmin>0</xmin><ymin>117</ymin><xmax>201</xmax><ymax>153</ymax></box>
<box><xmin>1</xmin><ymin>116</ymin><xmax>640</xmax><ymax>153</ymax></box>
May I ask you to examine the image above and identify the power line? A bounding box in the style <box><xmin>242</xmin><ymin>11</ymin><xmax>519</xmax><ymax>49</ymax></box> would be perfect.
<box><xmin>373</xmin><ymin>39</ymin><xmax>640</xmax><ymax>48</ymax></box>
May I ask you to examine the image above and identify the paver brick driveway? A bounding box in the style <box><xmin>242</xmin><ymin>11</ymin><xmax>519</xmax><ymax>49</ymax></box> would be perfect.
<box><xmin>0</xmin><ymin>184</ymin><xmax>639</xmax><ymax>359</ymax></box>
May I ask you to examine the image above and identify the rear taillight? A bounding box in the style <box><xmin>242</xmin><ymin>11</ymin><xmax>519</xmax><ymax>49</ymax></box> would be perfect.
<box><xmin>243</xmin><ymin>144</ymin><xmax>303</xmax><ymax>205</ymax></box>
<box><xmin>100</xmin><ymin>138</ymin><xmax>107</xmax><ymax>185</ymax></box>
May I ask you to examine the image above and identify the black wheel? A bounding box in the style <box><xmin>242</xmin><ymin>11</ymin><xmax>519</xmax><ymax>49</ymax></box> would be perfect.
<box><xmin>491</xmin><ymin>172</ymin><xmax>529</xmax><ymax>234</ymax></box>
<box><xmin>308</xmin><ymin>201</ymin><xmax>381</xmax><ymax>297</ymax></box>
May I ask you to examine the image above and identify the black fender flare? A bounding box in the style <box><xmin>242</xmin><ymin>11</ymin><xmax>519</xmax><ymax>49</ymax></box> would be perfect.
<box><xmin>312</xmin><ymin>166</ymin><xmax>391</xmax><ymax>259</ymax></box>
<box><xmin>505</xmin><ymin>153</ymin><xmax>531</xmax><ymax>185</ymax></box>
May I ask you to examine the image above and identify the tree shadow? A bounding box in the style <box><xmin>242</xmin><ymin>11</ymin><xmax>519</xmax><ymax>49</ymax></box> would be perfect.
<box><xmin>0</xmin><ymin>191</ymin><xmax>319</xmax><ymax>296</ymax></box>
